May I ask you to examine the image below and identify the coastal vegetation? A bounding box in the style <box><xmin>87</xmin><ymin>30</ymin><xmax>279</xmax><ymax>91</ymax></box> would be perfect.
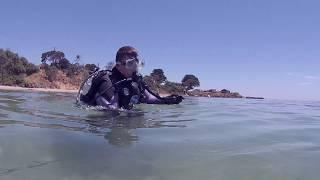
<box><xmin>0</xmin><ymin>49</ymin><xmax>39</xmax><ymax>86</ymax></box>
<box><xmin>0</xmin><ymin>49</ymin><xmax>244</xmax><ymax>98</ymax></box>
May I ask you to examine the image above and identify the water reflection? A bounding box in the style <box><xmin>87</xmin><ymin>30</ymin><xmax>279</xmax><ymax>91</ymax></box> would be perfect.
<box><xmin>104</xmin><ymin>128</ymin><xmax>138</xmax><ymax>147</ymax></box>
<box><xmin>0</xmin><ymin>92</ymin><xmax>189</xmax><ymax>147</ymax></box>
<box><xmin>0</xmin><ymin>94</ymin><xmax>26</xmax><ymax>113</ymax></box>
<box><xmin>85</xmin><ymin>111</ymin><xmax>187</xmax><ymax>147</ymax></box>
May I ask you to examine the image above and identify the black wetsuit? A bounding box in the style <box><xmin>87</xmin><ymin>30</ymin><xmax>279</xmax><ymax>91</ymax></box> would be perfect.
<box><xmin>85</xmin><ymin>68</ymin><xmax>183</xmax><ymax>110</ymax></box>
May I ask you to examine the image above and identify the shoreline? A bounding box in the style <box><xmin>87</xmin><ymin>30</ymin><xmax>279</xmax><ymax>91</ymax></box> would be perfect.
<box><xmin>0</xmin><ymin>85</ymin><xmax>264</xmax><ymax>100</ymax></box>
<box><xmin>0</xmin><ymin>85</ymin><xmax>78</xmax><ymax>93</ymax></box>
<box><xmin>0</xmin><ymin>85</ymin><xmax>170</xmax><ymax>96</ymax></box>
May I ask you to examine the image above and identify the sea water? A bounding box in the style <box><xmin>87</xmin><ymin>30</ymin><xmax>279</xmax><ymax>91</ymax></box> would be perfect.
<box><xmin>0</xmin><ymin>90</ymin><xmax>320</xmax><ymax>180</ymax></box>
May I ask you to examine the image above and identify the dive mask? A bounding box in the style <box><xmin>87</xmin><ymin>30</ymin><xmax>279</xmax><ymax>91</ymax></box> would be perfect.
<box><xmin>117</xmin><ymin>57</ymin><xmax>145</xmax><ymax>71</ymax></box>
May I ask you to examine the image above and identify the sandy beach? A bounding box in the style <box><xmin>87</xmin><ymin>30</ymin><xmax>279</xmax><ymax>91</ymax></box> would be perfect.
<box><xmin>0</xmin><ymin>85</ymin><xmax>78</xmax><ymax>93</ymax></box>
<box><xmin>0</xmin><ymin>85</ymin><xmax>172</xmax><ymax>97</ymax></box>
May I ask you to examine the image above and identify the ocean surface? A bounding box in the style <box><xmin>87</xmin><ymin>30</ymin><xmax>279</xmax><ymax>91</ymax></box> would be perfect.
<box><xmin>0</xmin><ymin>90</ymin><xmax>320</xmax><ymax>180</ymax></box>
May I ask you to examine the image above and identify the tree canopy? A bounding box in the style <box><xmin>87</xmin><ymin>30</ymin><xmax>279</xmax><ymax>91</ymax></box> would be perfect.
<box><xmin>85</xmin><ymin>63</ymin><xmax>99</xmax><ymax>72</ymax></box>
<box><xmin>150</xmin><ymin>69</ymin><xmax>167</xmax><ymax>84</ymax></box>
<box><xmin>182</xmin><ymin>74</ymin><xmax>200</xmax><ymax>90</ymax></box>
<box><xmin>41</xmin><ymin>50</ymin><xmax>66</xmax><ymax>64</ymax></box>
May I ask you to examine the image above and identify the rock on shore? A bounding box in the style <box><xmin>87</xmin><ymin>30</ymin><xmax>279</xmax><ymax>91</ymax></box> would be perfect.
<box><xmin>186</xmin><ymin>89</ymin><xmax>243</xmax><ymax>98</ymax></box>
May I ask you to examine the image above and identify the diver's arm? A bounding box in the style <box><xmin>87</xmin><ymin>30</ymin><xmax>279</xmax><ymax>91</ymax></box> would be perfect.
<box><xmin>95</xmin><ymin>94</ymin><xmax>118</xmax><ymax>109</ymax></box>
<box><xmin>142</xmin><ymin>89</ymin><xmax>164</xmax><ymax>104</ymax></box>
<box><xmin>142</xmin><ymin>88</ymin><xmax>184</xmax><ymax>104</ymax></box>
<box><xmin>95</xmin><ymin>81</ymin><xmax>119</xmax><ymax>109</ymax></box>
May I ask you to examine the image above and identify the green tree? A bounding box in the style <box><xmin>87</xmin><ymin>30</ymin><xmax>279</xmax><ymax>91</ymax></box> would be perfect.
<box><xmin>150</xmin><ymin>69</ymin><xmax>167</xmax><ymax>84</ymax></box>
<box><xmin>0</xmin><ymin>49</ymin><xmax>39</xmax><ymax>85</ymax></box>
<box><xmin>182</xmin><ymin>74</ymin><xmax>200</xmax><ymax>90</ymax></box>
<box><xmin>25</xmin><ymin>63</ymin><xmax>39</xmax><ymax>75</ymax></box>
<box><xmin>58</xmin><ymin>58</ymin><xmax>71</xmax><ymax>70</ymax></box>
<box><xmin>41</xmin><ymin>50</ymin><xmax>72</xmax><ymax>69</ymax></box>
<box><xmin>41</xmin><ymin>50</ymin><xmax>65</xmax><ymax>64</ymax></box>
<box><xmin>7</xmin><ymin>60</ymin><xmax>26</xmax><ymax>74</ymax></box>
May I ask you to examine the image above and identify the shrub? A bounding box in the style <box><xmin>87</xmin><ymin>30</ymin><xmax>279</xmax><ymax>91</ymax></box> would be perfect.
<box><xmin>0</xmin><ymin>49</ymin><xmax>38</xmax><ymax>85</ymax></box>
<box><xmin>45</xmin><ymin>66</ymin><xmax>59</xmax><ymax>82</ymax></box>
<box><xmin>163</xmin><ymin>81</ymin><xmax>184</xmax><ymax>94</ymax></box>
<box><xmin>65</xmin><ymin>63</ymin><xmax>82</xmax><ymax>77</ymax></box>
<box><xmin>85</xmin><ymin>63</ymin><xmax>98</xmax><ymax>73</ymax></box>
<box><xmin>57</xmin><ymin>58</ymin><xmax>71</xmax><ymax>70</ymax></box>
<box><xmin>25</xmin><ymin>63</ymin><xmax>39</xmax><ymax>75</ymax></box>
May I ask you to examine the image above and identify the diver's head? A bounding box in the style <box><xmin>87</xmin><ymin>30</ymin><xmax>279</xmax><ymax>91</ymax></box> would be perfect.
<box><xmin>115</xmin><ymin>46</ymin><xmax>144</xmax><ymax>78</ymax></box>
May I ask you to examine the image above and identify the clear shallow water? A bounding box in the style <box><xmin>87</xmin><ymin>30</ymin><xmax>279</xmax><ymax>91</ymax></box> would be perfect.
<box><xmin>0</xmin><ymin>90</ymin><xmax>320</xmax><ymax>180</ymax></box>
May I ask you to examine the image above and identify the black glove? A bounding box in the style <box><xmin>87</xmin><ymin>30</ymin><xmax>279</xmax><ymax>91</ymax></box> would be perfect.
<box><xmin>162</xmin><ymin>95</ymin><xmax>184</xmax><ymax>104</ymax></box>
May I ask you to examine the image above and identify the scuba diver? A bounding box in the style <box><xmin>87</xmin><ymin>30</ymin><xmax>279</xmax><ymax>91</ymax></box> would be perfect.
<box><xmin>77</xmin><ymin>46</ymin><xmax>184</xmax><ymax>110</ymax></box>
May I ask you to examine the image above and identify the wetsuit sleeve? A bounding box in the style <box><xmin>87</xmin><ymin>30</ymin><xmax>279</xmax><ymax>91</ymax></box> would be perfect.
<box><xmin>97</xmin><ymin>80</ymin><xmax>114</xmax><ymax>101</ymax></box>
<box><xmin>142</xmin><ymin>88</ymin><xmax>164</xmax><ymax>104</ymax></box>
<box><xmin>141</xmin><ymin>87</ymin><xmax>184</xmax><ymax>104</ymax></box>
<box><xmin>95</xmin><ymin>77</ymin><xmax>119</xmax><ymax>109</ymax></box>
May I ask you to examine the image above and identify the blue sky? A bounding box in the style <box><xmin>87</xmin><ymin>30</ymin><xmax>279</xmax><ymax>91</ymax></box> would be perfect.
<box><xmin>0</xmin><ymin>0</ymin><xmax>319</xmax><ymax>100</ymax></box>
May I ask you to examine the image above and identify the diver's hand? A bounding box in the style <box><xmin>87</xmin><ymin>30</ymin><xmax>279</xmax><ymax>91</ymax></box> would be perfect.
<box><xmin>163</xmin><ymin>95</ymin><xmax>184</xmax><ymax>104</ymax></box>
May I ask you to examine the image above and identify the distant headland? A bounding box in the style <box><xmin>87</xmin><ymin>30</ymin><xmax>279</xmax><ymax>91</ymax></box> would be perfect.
<box><xmin>0</xmin><ymin>49</ymin><xmax>263</xmax><ymax>99</ymax></box>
